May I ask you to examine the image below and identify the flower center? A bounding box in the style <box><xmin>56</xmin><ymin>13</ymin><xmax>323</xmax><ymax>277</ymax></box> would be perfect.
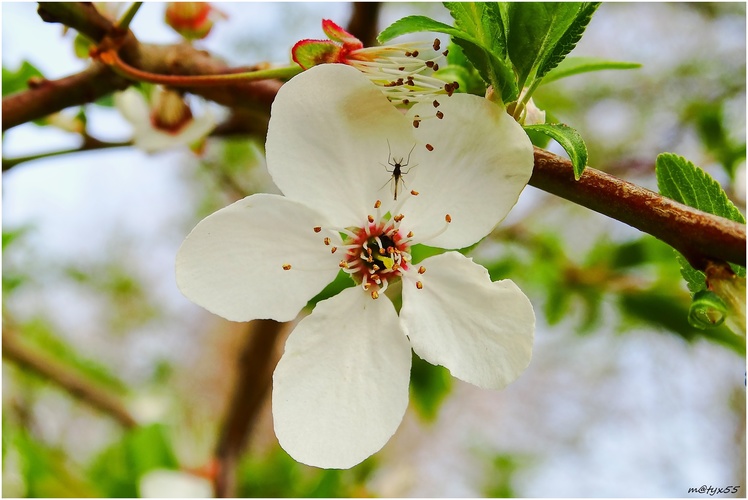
<box><xmin>337</xmin><ymin>205</ymin><xmax>412</xmax><ymax>299</ymax></box>
<box><xmin>150</xmin><ymin>89</ymin><xmax>194</xmax><ymax>134</ymax></box>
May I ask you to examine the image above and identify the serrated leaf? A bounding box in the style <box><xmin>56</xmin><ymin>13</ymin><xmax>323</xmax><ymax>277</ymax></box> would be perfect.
<box><xmin>524</xmin><ymin>123</ymin><xmax>588</xmax><ymax>179</ymax></box>
<box><xmin>2</xmin><ymin>61</ymin><xmax>44</xmax><ymax>97</ymax></box>
<box><xmin>656</xmin><ymin>153</ymin><xmax>745</xmax><ymax>224</ymax></box>
<box><xmin>535</xmin><ymin>3</ymin><xmax>600</xmax><ymax>81</ymax></box>
<box><xmin>503</xmin><ymin>2</ymin><xmax>585</xmax><ymax>88</ymax></box>
<box><xmin>378</xmin><ymin>15</ymin><xmax>460</xmax><ymax>43</ymax></box>
<box><xmin>656</xmin><ymin>153</ymin><xmax>746</xmax><ymax>316</ymax></box>
<box><xmin>541</xmin><ymin>56</ymin><xmax>641</xmax><ymax>85</ymax></box>
<box><xmin>444</xmin><ymin>2</ymin><xmax>507</xmax><ymax>59</ymax></box>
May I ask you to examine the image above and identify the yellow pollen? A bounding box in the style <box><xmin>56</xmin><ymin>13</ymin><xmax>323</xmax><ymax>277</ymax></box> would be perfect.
<box><xmin>416</xmin><ymin>281</ymin><xmax>423</xmax><ymax>289</ymax></box>
<box><xmin>418</xmin><ymin>266</ymin><xmax>426</xmax><ymax>274</ymax></box>
<box><xmin>368</xmin><ymin>215</ymin><xmax>375</xmax><ymax>223</ymax></box>
<box><xmin>313</xmin><ymin>226</ymin><xmax>322</xmax><ymax>233</ymax></box>
<box><xmin>445</xmin><ymin>214</ymin><xmax>452</xmax><ymax>223</ymax></box>
<box><xmin>282</xmin><ymin>264</ymin><xmax>292</xmax><ymax>271</ymax></box>
<box><xmin>323</xmin><ymin>237</ymin><xmax>331</xmax><ymax>245</ymax></box>
<box><xmin>411</xmin><ymin>190</ymin><xmax>420</xmax><ymax>196</ymax></box>
<box><xmin>374</xmin><ymin>200</ymin><xmax>382</xmax><ymax>209</ymax></box>
<box><xmin>331</xmin><ymin>247</ymin><xmax>338</xmax><ymax>254</ymax></box>
<box><xmin>371</xmin><ymin>290</ymin><xmax>379</xmax><ymax>299</ymax></box>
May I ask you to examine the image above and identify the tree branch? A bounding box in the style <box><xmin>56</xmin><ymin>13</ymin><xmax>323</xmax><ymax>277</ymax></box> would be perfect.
<box><xmin>2</xmin><ymin>137</ymin><xmax>131</xmax><ymax>171</ymax></box>
<box><xmin>2</xmin><ymin>326</ymin><xmax>138</xmax><ymax>429</ymax></box>
<box><xmin>213</xmin><ymin>320</ymin><xmax>287</xmax><ymax>498</ymax></box>
<box><xmin>530</xmin><ymin>147</ymin><xmax>746</xmax><ymax>269</ymax></box>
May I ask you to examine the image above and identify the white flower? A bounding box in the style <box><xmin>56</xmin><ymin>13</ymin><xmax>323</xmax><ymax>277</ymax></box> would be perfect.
<box><xmin>115</xmin><ymin>86</ymin><xmax>216</xmax><ymax>153</ymax></box>
<box><xmin>176</xmin><ymin>64</ymin><xmax>536</xmax><ymax>469</ymax></box>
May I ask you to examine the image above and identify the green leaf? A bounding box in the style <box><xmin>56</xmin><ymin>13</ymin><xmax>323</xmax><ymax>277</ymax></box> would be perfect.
<box><xmin>656</xmin><ymin>153</ymin><xmax>746</xmax><ymax>225</ymax></box>
<box><xmin>655</xmin><ymin>153</ymin><xmax>746</xmax><ymax>291</ymax></box>
<box><xmin>688</xmin><ymin>290</ymin><xmax>728</xmax><ymax>329</ymax></box>
<box><xmin>541</xmin><ymin>56</ymin><xmax>641</xmax><ymax>85</ymax></box>
<box><xmin>535</xmin><ymin>3</ymin><xmax>601</xmax><ymax>81</ymax></box>
<box><xmin>524</xmin><ymin>123</ymin><xmax>588</xmax><ymax>179</ymax></box>
<box><xmin>409</xmin><ymin>352</ymin><xmax>453</xmax><ymax>422</ymax></box>
<box><xmin>503</xmin><ymin>2</ymin><xmax>587</xmax><ymax>88</ymax></box>
<box><xmin>2</xmin><ymin>61</ymin><xmax>44</xmax><ymax>97</ymax></box>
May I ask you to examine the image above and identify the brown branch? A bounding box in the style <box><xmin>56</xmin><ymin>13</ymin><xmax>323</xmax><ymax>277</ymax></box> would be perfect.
<box><xmin>213</xmin><ymin>319</ymin><xmax>287</xmax><ymax>498</ymax></box>
<box><xmin>2</xmin><ymin>63</ymin><xmax>130</xmax><ymax>132</ymax></box>
<box><xmin>2</xmin><ymin>326</ymin><xmax>137</xmax><ymax>428</ymax></box>
<box><xmin>530</xmin><ymin>147</ymin><xmax>747</xmax><ymax>269</ymax></box>
<box><xmin>347</xmin><ymin>2</ymin><xmax>382</xmax><ymax>48</ymax></box>
<box><xmin>2</xmin><ymin>138</ymin><xmax>131</xmax><ymax>171</ymax></box>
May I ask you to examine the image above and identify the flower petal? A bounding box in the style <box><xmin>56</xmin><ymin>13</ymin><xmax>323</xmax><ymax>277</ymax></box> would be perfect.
<box><xmin>273</xmin><ymin>287</ymin><xmax>412</xmax><ymax>469</ymax></box>
<box><xmin>266</xmin><ymin>64</ymin><xmax>416</xmax><ymax>227</ymax></box>
<box><xmin>176</xmin><ymin>193</ymin><xmax>340</xmax><ymax>322</ymax></box>
<box><xmin>400</xmin><ymin>251</ymin><xmax>535</xmax><ymax>390</ymax></box>
<box><xmin>400</xmin><ymin>96</ymin><xmax>534</xmax><ymax>249</ymax></box>
<box><xmin>115</xmin><ymin>88</ymin><xmax>151</xmax><ymax>129</ymax></box>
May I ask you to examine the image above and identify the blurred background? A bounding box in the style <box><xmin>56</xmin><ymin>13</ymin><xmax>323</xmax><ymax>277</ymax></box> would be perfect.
<box><xmin>2</xmin><ymin>2</ymin><xmax>745</xmax><ymax>497</ymax></box>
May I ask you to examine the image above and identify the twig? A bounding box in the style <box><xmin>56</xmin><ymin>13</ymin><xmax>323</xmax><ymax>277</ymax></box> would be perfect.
<box><xmin>530</xmin><ymin>147</ymin><xmax>746</xmax><ymax>269</ymax></box>
<box><xmin>2</xmin><ymin>138</ymin><xmax>131</xmax><ymax>171</ymax></box>
<box><xmin>347</xmin><ymin>2</ymin><xmax>382</xmax><ymax>47</ymax></box>
<box><xmin>2</xmin><ymin>326</ymin><xmax>138</xmax><ymax>428</ymax></box>
<box><xmin>213</xmin><ymin>320</ymin><xmax>287</xmax><ymax>498</ymax></box>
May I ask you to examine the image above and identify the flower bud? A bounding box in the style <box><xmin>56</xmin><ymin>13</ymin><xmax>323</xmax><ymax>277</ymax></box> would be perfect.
<box><xmin>165</xmin><ymin>2</ymin><xmax>224</xmax><ymax>40</ymax></box>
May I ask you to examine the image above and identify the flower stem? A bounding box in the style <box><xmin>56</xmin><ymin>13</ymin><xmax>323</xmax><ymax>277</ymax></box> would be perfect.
<box><xmin>100</xmin><ymin>50</ymin><xmax>302</xmax><ymax>87</ymax></box>
<box><xmin>116</xmin><ymin>2</ymin><xmax>143</xmax><ymax>31</ymax></box>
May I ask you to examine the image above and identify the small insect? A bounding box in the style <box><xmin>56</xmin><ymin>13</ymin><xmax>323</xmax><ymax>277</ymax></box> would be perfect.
<box><xmin>381</xmin><ymin>140</ymin><xmax>417</xmax><ymax>200</ymax></box>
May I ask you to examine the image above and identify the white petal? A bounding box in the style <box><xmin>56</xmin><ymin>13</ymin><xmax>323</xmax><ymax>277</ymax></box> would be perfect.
<box><xmin>400</xmin><ymin>251</ymin><xmax>534</xmax><ymax>390</ymax></box>
<box><xmin>272</xmin><ymin>287</ymin><xmax>412</xmax><ymax>469</ymax></box>
<box><xmin>114</xmin><ymin>88</ymin><xmax>151</xmax><ymax>128</ymax></box>
<box><xmin>399</xmin><ymin>95</ymin><xmax>534</xmax><ymax>249</ymax></box>
<box><xmin>266</xmin><ymin>64</ymin><xmax>416</xmax><ymax>227</ymax></box>
<box><xmin>176</xmin><ymin>193</ymin><xmax>340</xmax><ymax>322</ymax></box>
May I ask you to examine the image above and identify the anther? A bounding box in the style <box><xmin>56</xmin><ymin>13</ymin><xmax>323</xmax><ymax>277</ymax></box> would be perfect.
<box><xmin>393</xmin><ymin>214</ymin><xmax>405</xmax><ymax>222</ymax></box>
<box><xmin>313</xmin><ymin>226</ymin><xmax>322</xmax><ymax>233</ymax></box>
<box><xmin>418</xmin><ymin>266</ymin><xmax>426</xmax><ymax>274</ymax></box>
<box><xmin>412</xmin><ymin>50</ymin><xmax>419</xmax><ymax>57</ymax></box>
<box><xmin>413</xmin><ymin>119</ymin><xmax>420</xmax><ymax>128</ymax></box>
<box><xmin>433</xmin><ymin>38</ymin><xmax>441</xmax><ymax>51</ymax></box>
<box><xmin>436</xmin><ymin>111</ymin><xmax>444</xmax><ymax>119</ymax></box>
<box><xmin>411</xmin><ymin>189</ymin><xmax>420</xmax><ymax>196</ymax></box>
<box><xmin>405</xmin><ymin>51</ymin><xmax>412</xmax><ymax>57</ymax></box>
<box><xmin>402</xmin><ymin>99</ymin><xmax>410</xmax><ymax>105</ymax></box>
<box><xmin>339</xmin><ymin>260</ymin><xmax>349</xmax><ymax>268</ymax></box>
<box><xmin>416</xmin><ymin>281</ymin><xmax>423</xmax><ymax>289</ymax></box>
<box><xmin>433</xmin><ymin>63</ymin><xmax>439</xmax><ymax>71</ymax></box>
<box><xmin>425</xmin><ymin>144</ymin><xmax>434</xmax><ymax>151</ymax></box>
<box><xmin>374</xmin><ymin>200</ymin><xmax>381</xmax><ymax>209</ymax></box>
<box><xmin>324</xmin><ymin>237</ymin><xmax>331</xmax><ymax>245</ymax></box>
<box><xmin>426</xmin><ymin>60</ymin><xmax>435</xmax><ymax>68</ymax></box>
<box><xmin>407</xmin><ymin>231</ymin><xmax>414</xmax><ymax>238</ymax></box>
<box><xmin>442</xmin><ymin>49</ymin><xmax>449</xmax><ymax>56</ymax></box>
<box><xmin>433</xmin><ymin>100</ymin><xmax>440</xmax><ymax>108</ymax></box>
<box><xmin>282</xmin><ymin>264</ymin><xmax>292</xmax><ymax>271</ymax></box>
<box><xmin>368</xmin><ymin>214</ymin><xmax>375</xmax><ymax>223</ymax></box>
<box><xmin>331</xmin><ymin>247</ymin><xmax>338</xmax><ymax>254</ymax></box>
<box><xmin>445</xmin><ymin>214</ymin><xmax>452</xmax><ymax>223</ymax></box>
<box><xmin>371</xmin><ymin>290</ymin><xmax>379</xmax><ymax>299</ymax></box>
<box><xmin>398</xmin><ymin>66</ymin><xmax>405</xmax><ymax>71</ymax></box>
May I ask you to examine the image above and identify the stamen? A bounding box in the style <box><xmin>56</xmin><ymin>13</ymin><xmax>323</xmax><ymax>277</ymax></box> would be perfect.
<box><xmin>418</xmin><ymin>266</ymin><xmax>426</xmax><ymax>274</ymax></box>
<box><xmin>323</xmin><ymin>237</ymin><xmax>331</xmax><ymax>245</ymax></box>
<box><xmin>371</xmin><ymin>290</ymin><xmax>379</xmax><ymax>299</ymax></box>
<box><xmin>436</xmin><ymin>111</ymin><xmax>444</xmax><ymax>119</ymax></box>
<box><xmin>374</xmin><ymin>200</ymin><xmax>381</xmax><ymax>209</ymax></box>
<box><xmin>433</xmin><ymin>38</ymin><xmax>441</xmax><ymax>51</ymax></box>
<box><xmin>411</xmin><ymin>189</ymin><xmax>420</xmax><ymax>196</ymax></box>
<box><xmin>331</xmin><ymin>247</ymin><xmax>338</xmax><ymax>254</ymax></box>
<box><xmin>282</xmin><ymin>264</ymin><xmax>292</xmax><ymax>271</ymax></box>
<box><xmin>313</xmin><ymin>226</ymin><xmax>322</xmax><ymax>233</ymax></box>
<box><xmin>416</xmin><ymin>281</ymin><xmax>423</xmax><ymax>290</ymax></box>
<box><xmin>425</xmin><ymin>144</ymin><xmax>434</xmax><ymax>151</ymax></box>
<box><xmin>368</xmin><ymin>214</ymin><xmax>375</xmax><ymax>223</ymax></box>
<box><xmin>445</xmin><ymin>214</ymin><xmax>452</xmax><ymax>223</ymax></box>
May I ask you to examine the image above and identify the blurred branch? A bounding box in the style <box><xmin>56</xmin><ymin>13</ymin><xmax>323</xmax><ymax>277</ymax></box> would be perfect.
<box><xmin>213</xmin><ymin>320</ymin><xmax>287</xmax><ymax>498</ymax></box>
<box><xmin>530</xmin><ymin>147</ymin><xmax>746</xmax><ymax>269</ymax></box>
<box><xmin>2</xmin><ymin>325</ymin><xmax>138</xmax><ymax>429</ymax></box>
<box><xmin>2</xmin><ymin>137</ymin><xmax>131</xmax><ymax>171</ymax></box>
<box><xmin>347</xmin><ymin>2</ymin><xmax>382</xmax><ymax>47</ymax></box>
<box><xmin>2</xmin><ymin>63</ymin><xmax>130</xmax><ymax>132</ymax></box>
